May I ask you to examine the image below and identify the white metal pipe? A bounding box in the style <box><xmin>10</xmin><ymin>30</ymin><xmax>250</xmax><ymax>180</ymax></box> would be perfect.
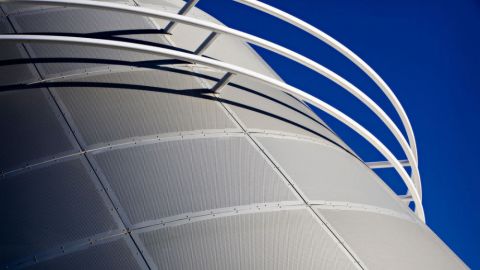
<box><xmin>236</xmin><ymin>0</ymin><xmax>420</xmax><ymax>182</ymax></box>
<box><xmin>367</xmin><ymin>159</ymin><xmax>410</xmax><ymax>169</ymax></box>
<box><xmin>0</xmin><ymin>34</ymin><xmax>425</xmax><ymax>221</ymax></box>
<box><xmin>0</xmin><ymin>0</ymin><xmax>421</xmax><ymax>197</ymax></box>
<box><xmin>163</xmin><ymin>0</ymin><xmax>199</xmax><ymax>33</ymax></box>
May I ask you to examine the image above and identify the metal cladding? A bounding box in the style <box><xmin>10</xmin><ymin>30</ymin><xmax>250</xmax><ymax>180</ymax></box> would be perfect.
<box><xmin>0</xmin><ymin>0</ymin><xmax>468</xmax><ymax>269</ymax></box>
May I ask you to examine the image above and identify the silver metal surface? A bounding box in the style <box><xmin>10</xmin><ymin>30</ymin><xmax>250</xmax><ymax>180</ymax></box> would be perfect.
<box><xmin>317</xmin><ymin>209</ymin><xmax>468</xmax><ymax>270</ymax></box>
<box><xmin>21</xmin><ymin>236</ymin><xmax>146</xmax><ymax>270</ymax></box>
<box><xmin>0</xmin><ymin>0</ymin><xmax>468</xmax><ymax>269</ymax></box>
<box><xmin>50</xmin><ymin>69</ymin><xmax>239</xmax><ymax>147</ymax></box>
<box><xmin>254</xmin><ymin>135</ymin><xmax>409</xmax><ymax>214</ymax></box>
<box><xmin>0</xmin><ymin>1</ymin><xmax>421</xmax><ymax>201</ymax></box>
<box><xmin>0</xmin><ymin>157</ymin><xmax>120</xmax><ymax>265</ymax></box>
<box><xmin>9</xmin><ymin>6</ymin><xmax>169</xmax><ymax>79</ymax></box>
<box><xmin>0</xmin><ymin>2</ymin><xmax>421</xmax><ymax>199</ymax></box>
<box><xmin>135</xmin><ymin>209</ymin><xmax>360</xmax><ymax>270</ymax></box>
<box><xmin>92</xmin><ymin>134</ymin><xmax>298</xmax><ymax>225</ymax></box>
<box><xmin>0</xmin><ymin>88</ymin><xmax>78</xmax><ymax>172</ymax></box>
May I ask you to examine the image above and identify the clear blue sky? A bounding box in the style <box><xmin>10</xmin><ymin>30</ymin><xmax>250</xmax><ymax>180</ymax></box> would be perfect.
<box><xmin>198</xmin><ymin>0</ymin><xmax>480</xmax><ymax>268</ymax></box>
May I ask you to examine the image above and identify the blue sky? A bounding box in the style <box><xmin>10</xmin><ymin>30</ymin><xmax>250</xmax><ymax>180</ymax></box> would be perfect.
<box><xmin>198</xmin><ymin>0</ymin><xmax>480</xmax><ymax>268</ymax></box>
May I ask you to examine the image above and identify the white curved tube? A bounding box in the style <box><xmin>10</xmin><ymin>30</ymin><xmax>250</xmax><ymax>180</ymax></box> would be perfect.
<box><xmin>0</xmin><ymin>0</ymin><xmax>421</xmax><ymax>197</ymax></box>
<box><xmin>0</xmin><ymin>35</ymin><xmax>425</xmax><ymax>221</ymax></box>
<box><xmin>236</xmin><ymin>0</ymin><xmax>421</xmax><ymax>188</ymax></box>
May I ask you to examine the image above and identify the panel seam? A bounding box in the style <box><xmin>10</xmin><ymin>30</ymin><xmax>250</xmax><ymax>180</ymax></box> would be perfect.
<box><xmin>3</xmin><ymin>13</ymin><xmax>151</xmax><ymax>270</ymax></box>
<box><xmin>216</xmin><ymin>94</ymin><xmax>368</xmax><ymax>269</ymax></box>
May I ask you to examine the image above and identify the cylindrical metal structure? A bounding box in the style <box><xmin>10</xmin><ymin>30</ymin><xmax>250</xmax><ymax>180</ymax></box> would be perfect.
<box><xmin>0</xmin><ymin>0</ymin><xmax>468</xmax><ymax>269</ymax></box>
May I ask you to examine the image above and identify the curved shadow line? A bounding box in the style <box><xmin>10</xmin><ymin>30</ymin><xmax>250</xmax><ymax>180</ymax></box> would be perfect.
<box><xmin>0</xmin><ymin>80</ymin><xmax>355</xmax><ymax>157</ymax></box>
<box><xmin>0</xmin><ymin>57</ymin><xmax>190</xmax><ymax>68</ymax></box>
<box><xmin>17</xmin><ymin>31</ymin><xmax>191</xmax><ymax>53</ymax></box>
<box><xmin>0</xmin><ymin>57</ymin><xmax>334</xmax><ymax>133</ymax></box>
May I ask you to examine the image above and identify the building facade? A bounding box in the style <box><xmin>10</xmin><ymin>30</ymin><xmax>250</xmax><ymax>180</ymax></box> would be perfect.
<box><xmin>0</xmin><ymin>0</ymin><xmax>468</xmax><ymax>269</ymax></box>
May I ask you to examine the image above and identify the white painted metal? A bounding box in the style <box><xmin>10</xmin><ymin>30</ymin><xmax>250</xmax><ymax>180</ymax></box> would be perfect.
<box><xmin>367</xmin><ymin>159</ymin><xmax>410</xmax><ymax>169</ymax></box>
<box><xmin>236</xmin><ymin>0</ymin><xmax>418</xmax><ymax>164</ymax></box>
<box><xmin>163</xmin><ymin>0</ymin><xmax>199</xmax><ymax>33</ymax></box>
<box><xmin>0</xmin><ymin>35</ymin><xmax>425</xmax><ymax>221</ymax></box>
<box><xmin>194</xmin><ymin>31</ymin><xmax>218</xmax><ymax>55</ymax></box>
<box><xmin>211</xmin><ymin>71</ymin><xmax>233</xmax><ymax>93</ymax></box>
<box><xmin>399</xmin><ymin>194</ymin><xmax>414</xmax><ymax>203</ymax></box>
<box><xmin>0</xmin><ymin>0</ymin><xmax>421</xmax><ymax>198</ymax></box>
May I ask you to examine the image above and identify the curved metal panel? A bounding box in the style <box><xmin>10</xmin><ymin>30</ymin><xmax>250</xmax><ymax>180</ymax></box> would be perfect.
<box><xmin>0</xmin><ymin>0</ymin><xmax>135</xmax><ymax>16</ymax></box>
<box><xmin>135</xmin><ymin>209</ymin><xmax>359</xmax><ymax>270</ymax></box>
<box><xmin>139</xmin><ymin>0</ymin><xmax>283</xmax><ymax>80</ymax></box>
<box><xmin>2</xmin><ymin>1</ymin><xmax>420</xmax><ymax>197</ymax></box>
<box><xmin>92</xmin><ymin>135</ymin><xmax>298</xmax><ymax>225</ymax></box>
<box><xmin>255</xmin><ymin>135</ymin><xmax>409</xmax><ymax>214</ymax></box>
<box><xmin>50</xmin><ymin>69</ymin><xmax>238</xmax><ymax>147</ymax></box>
<box><xmin>316</xmin><ymin>209</ymin><xmax>468</xmax><ymax>270</ymax></box>
<box><xmin>0</xmin><ymin>88</ymin><xmax>76</xmax><ymax>172</ymax></box>
<box><xmin>0</xmin><ymin>14</ymin><xmax>39</xmax><ymax>85</ymax></box>
<box><xmin>0</xmin><ymin>157</ymin><xmax>120</xmax><ymax>265</ymax></box>
<box><xmin>9</xmin><ymin>7</ymin><xmax>169</xmax><ymax>79</ymax></box>
<box><xmin>0</xmin><ymin>33</ymin><xmax>424</xmax><ymax>219</ymax></box>
<box><xmin>0</xmin><ymin>0</ymin><xmax>467</xmax><ymax>267</ymax></box>
<box><xmin>220</xmin><ymin>74</ymin><xmax>347</xmax><ymax>148</ymax></box>
<box><xmin>23</xmin><ymin>237</ymin><xmax>144</xmax><ymax>270</ymax></box>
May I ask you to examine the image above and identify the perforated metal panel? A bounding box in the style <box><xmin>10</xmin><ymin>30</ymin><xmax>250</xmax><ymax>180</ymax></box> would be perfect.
<box><xmin>9</xmin><ymin>7</ymin><xmax>170</xmax><ymax>78</ymax></box>
<box><xmin>220</xmin><ymin>75</ymin><xmax>346</xmax><ymax>147</ymax></box>
<box><xmin>0</xmin><ymin>88</ymin><xmax>76</xmax><ymax>172</ymax></box>
<box><xmin>316</xmin><ymin>209</ymin><xmax>469</xmax><ymax>270</ymax></box>
<box><xmin>136</xmin><ymin>209</ymin><xmax>358</xmax><ymax>270</ymax></box>
<box><xmin>0</xmin><ymin>157</ymin><xmax>119</xmax><ymax>264</ymax></box>
<box><xmin>139</xmin><ymin>1</ymin><xmax>340</xmax><ymax>143</ymax></box>
<box><xmin>24</xmin><ymin>237</ymin><xmax>144</xmax><ymax>270</ymax></box>
<box><xmin>93</xmin><ymin>135</ymin><xmax>298</xmax><ymax>225</ymax></box>
<box><xmin>0</xmin><ymin>2</ymin><xmax>134</xmax><ymax>16</ymax></box>
<box><xmin>0</xmin><ymin>14</ymin><xmax>39</xmax><ymax>86</ymax></box>
<box><xmin>51</xmin><ymin>69</ymin><xmax>238</xmax><ymax>147</ymax></box>
<box><xmin>255</xmin><ymin>135</ymin><xmax>408</xmax><ymax>213</ymax></box>
<box><xmin>0</xmin><ymin>0</ymin><xmax>468</xmax><ymax>269</ymax></box>
<box><xmin>139</xmin><ymin>0</ymin><xmax>282</xmax><ymax>79</ymax></box>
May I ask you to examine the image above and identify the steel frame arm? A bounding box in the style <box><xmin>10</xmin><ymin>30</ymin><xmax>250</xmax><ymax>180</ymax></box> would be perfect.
<box><xmin>236</xmin><ymin>0</ymin><xmax>418</xmax><ymax>162</ymax></box>
<box><xmin>0</xmin><ymin>35</ymin><xmax>425</xmax><ymax>221</ymax></box>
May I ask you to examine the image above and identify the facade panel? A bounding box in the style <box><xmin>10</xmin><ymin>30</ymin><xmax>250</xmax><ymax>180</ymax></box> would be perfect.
<box><xmin>136</xmin><ymin>209</ymin><xmax>359</xmax><ymax>270</ymax></box>
<box><xmin>0</xmin><ymin>14</ymin><xmax>39</xmax><ymax>85</ymax></box>
<box><xmin>9</xmin><ymin>7</ymin><xmax>170</xmax><ymax>79</ymax></box>
<box><xmin>0</xmin><ymin>157</ymin><xmax>119</xmax><ymax>265</ymax></box>
<box><xmin>51</xmin><ymin>69</ymin><xmax>238</xmax><ymax>147</ymax></box>
<box><xmin>255</xmin><ymin>135</ymin><xmax>408</xmax><ymax>214</ymax></box>
<box><xmin>221</xmin><ymin>77</ymin><xmax>346</xmax><ymax>147</ymax></box>
<box><xmin>24</xmin><ymin>237</ymin><xmax>144</xmax><ymax>270</ymax></box>
<box><xmin>316</xmin><ymin>209</ymin><xmax>468</xmax><ymax>270</ymax></box>
<box><xmin>0</xmin><ymin>0</ymin><xmax>468</xmax><ymax>269</ymax></box>
<box><xmin>0</xmin><ymin>88</ymin><xmax>76</xmax><ymax>172</ymax></box>
<box><xmin>93</xmin><ymin>135</ymin><xmax>298</xmax><ymax>225</ymax></box>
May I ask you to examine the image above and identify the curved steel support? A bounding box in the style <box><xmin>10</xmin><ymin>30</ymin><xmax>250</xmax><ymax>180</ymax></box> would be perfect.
<box><xmin>236</xmin><ymin>0</ymin><xmax>421</xmax><ymax>189</ymax></box>
<box><xmin>236</xmin><ymin>0</ymin><xmax>418</xmax><ymax>159</ymax></box>
<box><xmin>0</xmin><ymin>35</ymin><xmax>425</xmax><ymax>221</ymax></box>
<box><xmin>0</xmin><ymin>0</ymin><xmax>421</xmax><ymax>197</ymax></box>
